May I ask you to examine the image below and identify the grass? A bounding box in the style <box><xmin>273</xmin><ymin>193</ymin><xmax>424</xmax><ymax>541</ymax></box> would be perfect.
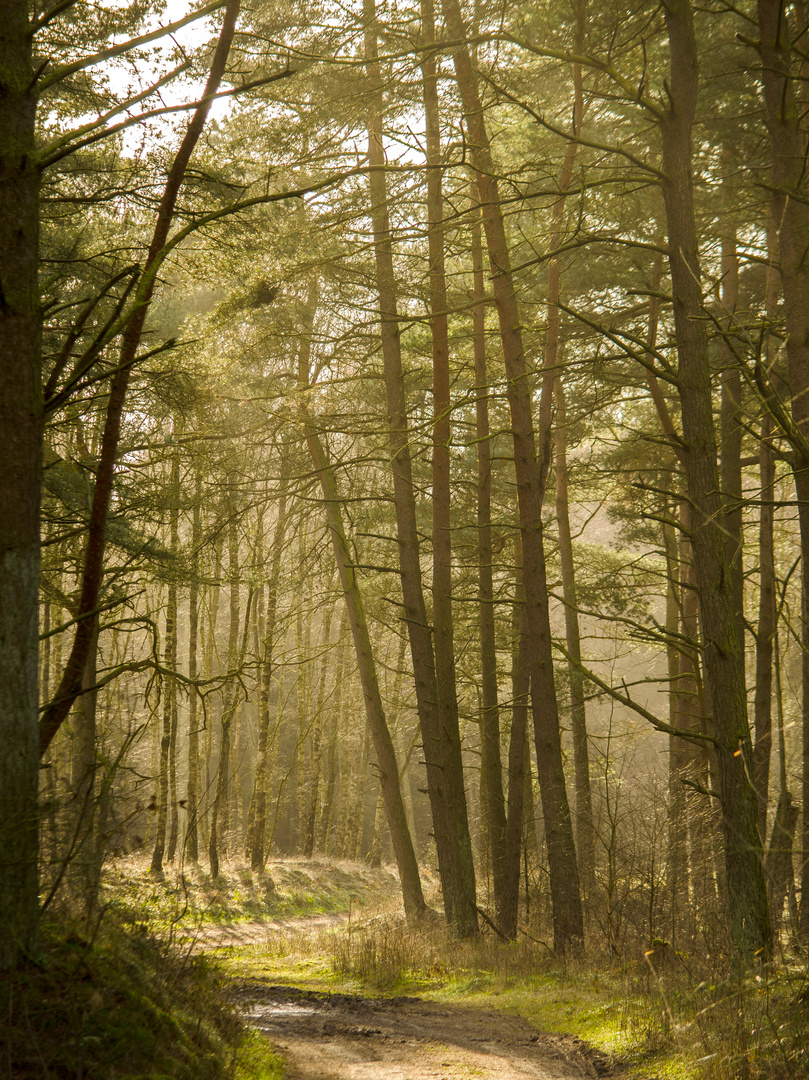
<box><xmin>211</xmin><ymin>902</ymin><xmax>809</xmax><ymax>1080</ymax></box>
<box><xmin>0</xmin><ymin>909</ymin><xmax>284</xmax><ymax>1080</ymax></box>
<box><xmin>100</xmin><ymin>854</ymin><xmax>404</xmax><ymax>930</ymax></box>
<box><xmin>22</xmin><ymin>859</ymin><xmax>808</xmax><ymax>1080</ymax></box>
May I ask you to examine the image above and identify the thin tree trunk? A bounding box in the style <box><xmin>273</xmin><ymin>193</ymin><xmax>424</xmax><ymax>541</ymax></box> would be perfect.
<box><xmin>470</xmin><ymin>205</ymin><xmax>508</xmax><ymax>926</ymax></box>
<box><xmin>753</xmin><ymin>214</ymin><xmax>780</xmax><ymax>839</ymax></box>
<box><xmin>501</xmin><ymin>538</ymin><xmax>530</xmax><ymax>941</ymax></box>
<box><xmin>554</xmin><ymin>377</ymin><xmax>595</xmax><ymax>901</ymax></box>
<box><xmin>718</xmin><ymin>175</ymin><xmax>744</xmax><ymax>653</ymax></box>
<box><xmin>664</xmin><ymin>517</ymin><xmax>691</xmax><ymax>939</ymax></box>
<box><xmin>69</xmin><ymin>624</ymin><xmax>100</xmax><ymax>914</ymax></box>
<box><xmin>757</xmin><ymin>0</ymin><xmax>809</xmax><ymax>940</ymax></box>
<box><xmin>298</xmin><ymin>294</ymin><xmax>426</xmax><ymax>918</ymax></box>
<box><xmin>249</xmin><ymin>473</ymin><xmax>290</xmax><ymax>869</ymax></box>
<box><xmin>302</xmin><ymin>603</ymin><xmax>335</xmax><ymax>857</ymax></box>
<box><xmin>364</xmin><ymin>0</ymin><xmax>476</xmax><ymax>935</ymax></box>
<box><xmin>440</xmin><ymin>0</ymin><xmax>583</xmax><ymax>951</ymax></box>
<box><xmin>755</xmin><ymin>415</ymin><xmax>777</xmax><ymax>838</ymax></box>
<box><xmin>152</xmin><ymin>450</ymin><xmax>180</xmax><ymax>872</ymax></box>
<box><xmin>210</xmin><ymin>503</ymin><xmax>243</xmax><ymax>879</ymax></box>
<box><xmin>545</xmin><ymin>3</ymin><xmax>594</xmax><ymax>903</ymax></box>
<box><xmin>186</xmin><ymin>472</ymin><xmax>201</xmax><ymax>863</ymax></box>
<box><xmin>766</xmin><ymin>627</ymin><xmax>798</xmax><ymax>931</ymax></box>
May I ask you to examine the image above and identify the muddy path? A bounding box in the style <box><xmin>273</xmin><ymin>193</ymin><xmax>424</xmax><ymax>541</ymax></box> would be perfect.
<box><xmin>232</xmin><ymin>983</ymin><xmax>621</xmax><ymax>1080</ymax></box>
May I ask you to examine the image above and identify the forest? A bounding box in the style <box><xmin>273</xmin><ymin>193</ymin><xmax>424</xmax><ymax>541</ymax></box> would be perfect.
<box><xmin>3</xmin><ymin>0</ymin><xmax>809</xmax><ymax>1076</ymax></box>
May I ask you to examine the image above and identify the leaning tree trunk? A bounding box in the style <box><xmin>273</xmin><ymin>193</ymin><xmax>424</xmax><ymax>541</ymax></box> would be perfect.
<box><xmin>660</xmin><ymin>0</ymin><xmax>771</xmax><ymax>962</ymax></box>
<box><xmin>39</xmin><ymin>0</ymin><xmax>243</xmax><ymax>757</ymax></box>
<box><xmin>364</xmin><ymin>0</ymin><xmax>476</xmax><ymax>936</ymax></box>
<box><xmin>297</xmin><ymin>288</ymin><xmax>426</xmax><ymax>918</ymax></box>
<box><xmin>440</xmin><ymin>0</ymin><xmax>583</xmax><ymax>952</ymax></box>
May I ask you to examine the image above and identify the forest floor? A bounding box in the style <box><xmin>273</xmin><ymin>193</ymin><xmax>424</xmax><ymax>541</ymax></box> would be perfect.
<box><xmin>230</xmin><ymin>981</ymin><xmax>616</xmax><ymax>1080</ymax></box>
<box><xmin>104</xmin><ymin>855</ymin><xmax>648</xmax><ymax>1079</ymax></box>
<box><xmin>100</xmin><ymin>855</ymin><xmax>809</xmax><ymax>1080</ymax></box>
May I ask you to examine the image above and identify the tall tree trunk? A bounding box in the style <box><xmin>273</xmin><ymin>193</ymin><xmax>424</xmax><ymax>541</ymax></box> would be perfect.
<box><xmin>68</xmin><ymin>624</ymin><xmax>100</xmax><ymax>914</ymax></box>
<box><xmin>209</xmin><ymin>502</ymin><xmax>242</xmax><ymax>879</ymax></box>
<box><xmin>545</xmin><ymin>3</ymin><xmax>594</xmax><ymax>902</ymax></box>
<box><xmin>501</xmin><ymin>538</ymin><xmax>530</xmax><ymax>941</ymax></box>
<box><xmin>757</xmin><ymin>0</ymin><xmax>809</xmax><ymax>940</ymax></box>
<box><xmin>663</xmin><ymin>517</ymin><xmax>691</xmax><ymax>939</ymax></box>
<box><xmin>297</xmin><ymin>289</ymin><xmax>426</xmax><ymax>918</ymax></box>
<box><xmin>0</xmin><ymin>0</ymin><xmax>42</xmax><ymax>969</ymax></box>
<box><xmin>766</xmin><ymin>628</ymin><xmax>798</xmax><ymax>931</ymax></box>
<box><xmin>318</xmin><ymin>636</ymin><xmax>347</xmax><ymax>852</ymax></box>
<box><xmin>151</xmin><ymin>450</ymin><xmax>179</xmax><ymax>873</ymax></box>
<box><xmin>755</xmin><ymin>415</ymin><xmax>776</xmax><ymax>838</ymax></box>
<box><xmin>364</xmin><ymin>0</ymin><xmax>476</xmax><ymax>935</ymax></box>
<box><xmin>753</xmin><ymin>215</ymin><xmax>780</xmax><ymax>839</ymax></box>
<box><xmin>553</xmin><ymin>377</ymin><xmax>595</xmax><ymax>901</ymax></box>
<box><xmin>186</xmin><ymin>472</ymin><xmax>202</xmax><ymax>863</ymax></box>
<box><xmin>249</xmin><ymin>473</ymin><xmax>290</xmax><ymax>870</ymax></box>
<box><xmin>718</xmin><ymin>176</ymin><xmax>744</xmax><ymax>653</ymax></box>
<box><xmin>660</xmin><ymin>0</ymin><xmax>771</xmax><ymax>961</ymax></box>
<box><xmin>470</xmin><ymin>207</ymin><xmax>509</xmax><ymax>926</ymax></box>
<box><xmin>302</xmin><ymin>603</ymin><xmax>335</xmax><ymax>857</ymax></box>
<box><xmin>440</xmin><ymin>0</ymin><xmax>583</xmax><ymax>952</ymax></box>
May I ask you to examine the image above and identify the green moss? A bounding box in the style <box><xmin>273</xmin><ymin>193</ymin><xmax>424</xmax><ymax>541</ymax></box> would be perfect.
<box><xmin>1</xmin><ymin>913</ymin><xmax>243</xmax><ymax>1080</ymax></box>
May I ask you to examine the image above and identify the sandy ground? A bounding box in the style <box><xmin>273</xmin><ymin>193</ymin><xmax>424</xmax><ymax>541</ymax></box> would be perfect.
<box><xmin>232</xmin><ymin>983</ymin><xmax>619</xmax><ymax>1080</ymax></box>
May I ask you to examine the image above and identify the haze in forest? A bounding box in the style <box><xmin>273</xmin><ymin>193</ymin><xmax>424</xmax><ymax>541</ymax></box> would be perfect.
<box><xmin>2</xmin><ymin>1</ymin><xmax>809</xmax><ymax>1077</ymax></box>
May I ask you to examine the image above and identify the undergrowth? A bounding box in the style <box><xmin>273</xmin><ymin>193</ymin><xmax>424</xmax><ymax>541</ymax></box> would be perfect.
<box><xmin>327</xmin><ymin>915</ymin><xmax>809</xmax><ymax>1080</ymax></box>
<box><xmin>0</xmin><ymin>910</ymin><xmax>282</xmax><ymax>1080</ymax></box>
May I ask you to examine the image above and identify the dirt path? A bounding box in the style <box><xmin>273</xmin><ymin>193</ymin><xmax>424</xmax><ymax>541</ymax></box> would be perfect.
<box><xmin>232</xmin><ymin>983</ymin><xmax>619</xmax><ymax>1080</ymax></box>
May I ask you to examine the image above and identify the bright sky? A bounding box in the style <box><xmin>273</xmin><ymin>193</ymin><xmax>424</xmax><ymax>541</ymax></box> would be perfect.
<box><xmin>104</xmin><ymin>0</ymin><xmax>235</xmax><ymax>153</ymax></box>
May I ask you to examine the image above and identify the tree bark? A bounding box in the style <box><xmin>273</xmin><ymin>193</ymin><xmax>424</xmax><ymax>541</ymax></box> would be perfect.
<box><xmin>440</xmin><ymin>0</ymin><xmax>583</xmax><ymax>952</ymax></box>
<box><xmin>364</xmin><ymin>0</ymin><xmax>476</xmax><ymax>935</ymax></box>
<box><xmin>756</xmin><ymin>0</ymin><xmax>809</xmax><ymax>936</ymax></box>
<box><xmin>660</xmin><ymin>0</ymin><xmax>771</xmax><ymax>962</ymax></box>
<box><xmin>186</xmin><ymin>470</ymin><xmax>202</xmax><ymax>863</ymax></box>
<box><xmin>151</xmin><ymin>450</ymin><xmax>179</xmax><ymax>873</ymax></box>
<box><xmin>554</xmin><ymin>377</ymin><xmax>595</xmax><ymax>901</ymax></box>
<box><xmin>209</xmin><ymin>501</ymin><xmax>242</xmax><ymax>879</ymax></box>
<box><xmin>249</xmin><ymin>471</ymin><xmax>290</xmax><ymax>870</ymax></box>
<box><xmin>470</xmin><ymin>204</ymin><xmax>509</xmax><ymax>927</ymax></box>
<box><xmin>0</xmin><ymin>0</ymin><xmax>42</xmax><ymax>969</ymax></box>
<box><xmin>297</xmin><ymin>288</ymin><xmax>426</xmax><ymax>918</ymax></box>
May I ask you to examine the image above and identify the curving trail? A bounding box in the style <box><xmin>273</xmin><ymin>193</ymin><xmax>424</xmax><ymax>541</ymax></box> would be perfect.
<box><xmin>232</xmin><ymin>983</ymin><xmax>620</xmax><ymax>1080</ymax></box>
